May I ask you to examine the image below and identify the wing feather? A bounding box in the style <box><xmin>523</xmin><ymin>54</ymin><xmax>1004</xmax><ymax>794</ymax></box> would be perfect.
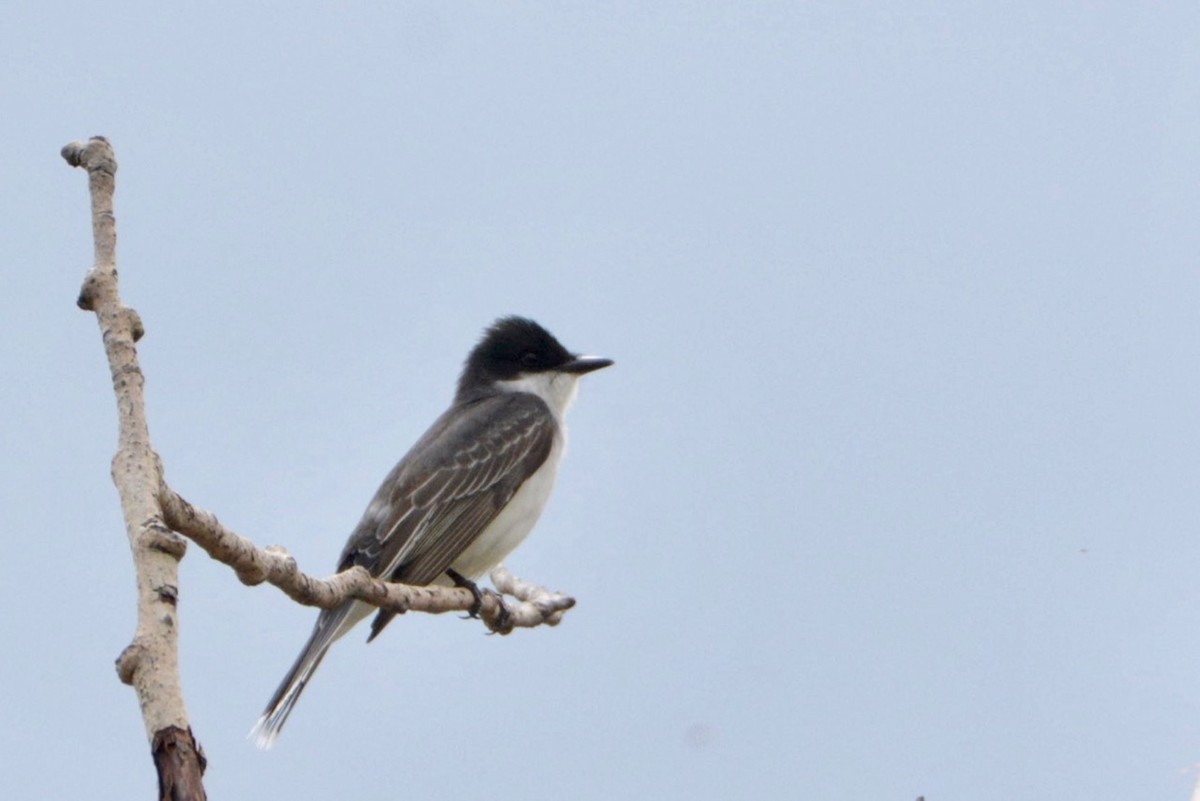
<box><xmin>335</xmin><ymin>392</ymin><xmax>556</xmax><ymax>639</ymax></box>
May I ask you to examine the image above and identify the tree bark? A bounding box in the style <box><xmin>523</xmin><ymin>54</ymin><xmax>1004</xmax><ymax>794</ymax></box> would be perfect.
<box><xmin>62</xmin><ymin>136</ymin><xmax>207</xmax><ymax>800</ymax></box>
<box><xmin>152</xmin><ymin>727</ymin><xmax>208</xmax><ymax>801</ymax></box>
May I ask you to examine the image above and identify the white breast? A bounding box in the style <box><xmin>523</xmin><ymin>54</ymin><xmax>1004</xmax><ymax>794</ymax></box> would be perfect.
<box><xmin>448</xmin><ymin>427</ymin><xmax>565</xmax><ymax>579</ymax></box>
<box><xmin>446</xmin><ymin>369</ymin><xmax>581</xmax><ymax>580</ymax></box>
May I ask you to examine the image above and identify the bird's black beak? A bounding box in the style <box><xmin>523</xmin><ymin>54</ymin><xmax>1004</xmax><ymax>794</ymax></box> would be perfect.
<box><xmin>561</xmin><ymin>356</ymin><xmax>614</xmax><ymax>375</ymax></box>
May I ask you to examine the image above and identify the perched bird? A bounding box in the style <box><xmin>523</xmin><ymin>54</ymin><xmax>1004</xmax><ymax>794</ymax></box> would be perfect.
<box><xmin>251</xmin><ymin>316</ymin><xmax>612</xmax><ymax>748</ymax></box>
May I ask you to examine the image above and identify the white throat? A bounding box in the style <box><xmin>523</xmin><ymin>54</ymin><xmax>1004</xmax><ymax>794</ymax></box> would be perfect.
<box><xmin>497</xmin><ymin>370</ymin><xmax>580</xmax><ymax>421</ymax></box>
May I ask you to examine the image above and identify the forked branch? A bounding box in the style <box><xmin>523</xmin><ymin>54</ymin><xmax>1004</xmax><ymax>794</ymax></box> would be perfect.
<box><xmin>63</xmin><ymin>136</ymin><xmax>574</xmax><ymax>801</ymax></box>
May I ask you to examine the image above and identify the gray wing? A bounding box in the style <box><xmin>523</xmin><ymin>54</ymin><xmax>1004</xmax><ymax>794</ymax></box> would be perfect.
<box><xmin>336</xmin><ymin>392</ymin><xmax>556</xmax><ymax>639</ymax></box>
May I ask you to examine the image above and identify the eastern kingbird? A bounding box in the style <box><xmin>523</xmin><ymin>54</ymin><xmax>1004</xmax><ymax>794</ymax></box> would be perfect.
<box><xmin>251</xmin><ymin>316</ymin><xmax>612</xmax><ymax>748</ymax></box>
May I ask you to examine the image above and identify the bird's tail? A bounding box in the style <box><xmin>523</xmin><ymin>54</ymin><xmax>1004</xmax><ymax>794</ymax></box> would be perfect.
<box><xmin>250</xmin><ymin>600</ymin><xmax>370</xmax><ymax>749</ymax></box>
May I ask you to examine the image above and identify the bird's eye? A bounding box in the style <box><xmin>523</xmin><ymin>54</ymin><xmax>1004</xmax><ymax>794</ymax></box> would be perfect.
<box><xmin>520</xmin><ymin>351</ymin><xmax>539</xmax><ymax>367</ymax></box>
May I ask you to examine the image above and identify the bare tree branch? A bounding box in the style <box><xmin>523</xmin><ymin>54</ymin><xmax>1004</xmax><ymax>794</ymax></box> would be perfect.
<box><xmin>159</xmin><ymin>486</ymin><xmax>575</xmax><ymax>633</ymax></box>
<box><xmin>63</xmin><ymin>136</ymin><xmax>207</xmax><ymax>801</ymax></box>
<box><xmin>63</xmin><ymin>136</ymin><xmax>576</xmax><ymax>796</ymax></box>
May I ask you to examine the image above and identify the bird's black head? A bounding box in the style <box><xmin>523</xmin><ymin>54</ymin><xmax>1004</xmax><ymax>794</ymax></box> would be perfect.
<box><xmin>456</xmin><ymin>316</ymin><xmax>612</xmax><ymax>400</ymax></box>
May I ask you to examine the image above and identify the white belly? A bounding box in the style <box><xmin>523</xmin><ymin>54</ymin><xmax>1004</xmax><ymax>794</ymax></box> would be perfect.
<box><xmin>448</xmin><ymin>431</ymin><xmax>565</xmax><ymax>580</ymax></box>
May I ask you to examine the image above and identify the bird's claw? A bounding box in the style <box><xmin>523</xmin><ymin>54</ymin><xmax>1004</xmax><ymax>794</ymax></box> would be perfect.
<box><xmin>446</xmin><ymin>569</ymin><xmax>484</xmax><ymax>618</ymax></box>
<box><xmin>486</xmin><ymin>593</ymin><xmax>513</xmax><ymax>635</ymax></box>
<box><xmin>447</xmin><ymin>569</ymin><xmax>513</xmax><ymax>632</ymax></box>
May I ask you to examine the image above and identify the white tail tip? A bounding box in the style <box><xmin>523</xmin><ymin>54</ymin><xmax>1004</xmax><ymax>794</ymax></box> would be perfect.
<box><xmin>249</xmin><ymin>715</ymin><xmax>282</xmax><ymax>750</ymax></box>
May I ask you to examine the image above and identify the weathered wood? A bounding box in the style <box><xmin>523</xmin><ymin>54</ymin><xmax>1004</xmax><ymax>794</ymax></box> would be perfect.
<box><xmin>63</xmin><ymin>136</ymin><xmax>207</xmax><ymax>797</ymax></box>
<box><xmin>151</xmin><ymin>727</ymin><xmax>207</xmax><ymax>801</ymax></box>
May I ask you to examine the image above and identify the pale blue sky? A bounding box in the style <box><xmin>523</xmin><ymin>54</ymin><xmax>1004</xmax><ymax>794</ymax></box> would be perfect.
<box><xmin>4</xmin><ymin>3</ymin><xmax>1200</xmax><ymax>799</ymax></box>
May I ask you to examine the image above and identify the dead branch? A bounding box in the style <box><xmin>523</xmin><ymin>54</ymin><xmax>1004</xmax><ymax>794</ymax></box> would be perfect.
<box><xmin>62</xmin><ymin>136</ymin><xmax>574</xmax><ymax>798</ymax></box>
<box><xmin>63</xmin><ymin>135</ymin><xmax>206</xmax><ymax>801</ymax></box>
<box><xmin>159</xmin><ymin>486</ymin><xmax>575</xmax><ymax>633</ymax></box>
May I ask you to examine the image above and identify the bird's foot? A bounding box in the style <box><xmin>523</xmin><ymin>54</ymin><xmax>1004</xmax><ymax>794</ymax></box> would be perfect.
<box><xmin>487</xmin><ymin>596</ymin><xmax>513</xmax><ymax>636</ymax></box>
<box><xmin>446</xmin><ymin>569</ymin><xmax>484</xmax><ymax>618</ymax></box>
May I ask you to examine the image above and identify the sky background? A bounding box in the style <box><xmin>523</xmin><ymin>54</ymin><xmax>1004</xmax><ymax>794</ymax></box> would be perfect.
<box><xmin>3</xmin><ymin>2</ymin><xmax>1200</xmax><ymax>799</ymax></box>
